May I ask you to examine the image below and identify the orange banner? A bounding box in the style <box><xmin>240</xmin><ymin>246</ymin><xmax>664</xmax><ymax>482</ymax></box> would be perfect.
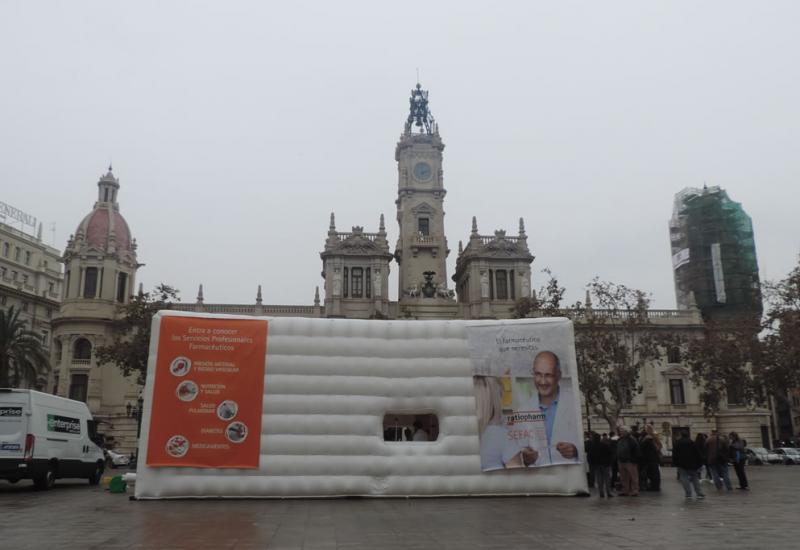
<box><xmin>146</xmin><ymin>316</ymin><xmax>268</xmax><ymax>468</ymax></box>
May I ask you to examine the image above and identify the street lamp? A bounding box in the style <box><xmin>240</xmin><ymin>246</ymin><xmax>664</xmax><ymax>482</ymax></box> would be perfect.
<box><xmin>136</xmin><ymin>395</ymin><xmax>144</xmax><ymax>439</ymax></box>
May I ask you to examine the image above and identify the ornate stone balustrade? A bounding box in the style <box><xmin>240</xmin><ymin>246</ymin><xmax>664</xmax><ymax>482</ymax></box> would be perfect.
<box><xmin>335</xmin><ymin>232</ymin><xmax>380</xmax><ymax>242</ymax></box>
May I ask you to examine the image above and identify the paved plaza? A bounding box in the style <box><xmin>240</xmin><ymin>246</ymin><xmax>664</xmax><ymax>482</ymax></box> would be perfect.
<box><xmin>1</xmin><ymin>466</ymin><xmax>797</xmax><ymax>549</ymax></box>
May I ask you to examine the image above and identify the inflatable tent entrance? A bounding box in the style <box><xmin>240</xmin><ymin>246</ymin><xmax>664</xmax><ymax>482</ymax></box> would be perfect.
<box><xmin>135</xmin><ymin>311</ymin><xmax>588</xmax><ymax>499</ymax></box>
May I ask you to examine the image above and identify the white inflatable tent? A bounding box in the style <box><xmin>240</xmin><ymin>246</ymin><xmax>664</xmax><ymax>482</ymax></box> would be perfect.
<box><xmin>135</xmin><ymin>311</ymin><xmax>588</xmax><ymax>498</ymax></box>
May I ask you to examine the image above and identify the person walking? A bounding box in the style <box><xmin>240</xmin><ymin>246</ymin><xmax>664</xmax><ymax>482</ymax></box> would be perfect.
<box><xmin>706</xmin><ymin>429</ymin><xmax>733</xmax><ymax>491</ymax></box>
<box><xmin>672</xmin><ymin>430</ymin><xmax>705</xmax><ymax>500</ymax></box>
<box><xmin>694</xmin><ymin>433</ymin><xmax>710</xmax><ymax>481</ymax></box>
<box><xmin>729</xmin><ymin>432</ymin><xmax>749</xmax><ymax>490</ymax></box>
<box><xmin>641</xmin><ymin>424</ymin><xmax>662</xmax><ymax>491</ymax></box>
<box><xmin>588</xmin><ymin>432</ymin><xmax>613</xmax><ymax>498</ymax></box>
<box><xmin>616</xmin><ymin>428</ymin><xmax>641</xmax><ymax>496</ymax></box>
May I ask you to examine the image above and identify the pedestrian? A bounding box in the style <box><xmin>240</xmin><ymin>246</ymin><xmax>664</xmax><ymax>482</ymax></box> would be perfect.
<box><xmin>616</xmin><ymin>427</ymin><xmax>641</xmax><ymax>496</ymax></box>
<box><xmin>729</xmin><ymin>432</ymin><xmax>749</xmax><ymax>490</ymax></box>
<box><xmin>585</xmin><ymin>431</ymin><xmax>595</xmax><ymax>488</ymax></box>
<box><xmin>694</xmin><ymin>433</ymin><xmax>710</xmax><ymax>481</ymax></box>
<box><xmin>672</xmin><ymin>430</ymin><xmax>705</xmax><ymax>500</ymax></box>
<box><xmin>706</xmin><ymin>429</ymin><xmax>733</xmax><ymax>491</ymax></box>
<box><xmin>608</xmin><ymin>432</ymin><xmax>620</xmax><ymax>489</ymax></box>
<box><xmin>588</xmin><ymin>432</ymin><xmax>613</xmax><ymax>498</ymax></box>
<box><xmin>641</xmin><ymin>424</ymin><xmax>662</xmax><ymax>491</ymax></box>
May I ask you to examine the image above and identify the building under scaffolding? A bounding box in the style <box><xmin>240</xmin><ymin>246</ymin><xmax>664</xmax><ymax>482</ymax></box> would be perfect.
<box><xmin>669</xmin><ymin>186</ymin><xmax>762</xmax><ymax>322</ymax></box>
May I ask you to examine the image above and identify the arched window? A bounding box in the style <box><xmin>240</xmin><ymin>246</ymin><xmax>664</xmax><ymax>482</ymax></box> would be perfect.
<box><xmin>73</xmin><ymin>338</ymin><xmax>92</xmax><ymax>361</ymax></box>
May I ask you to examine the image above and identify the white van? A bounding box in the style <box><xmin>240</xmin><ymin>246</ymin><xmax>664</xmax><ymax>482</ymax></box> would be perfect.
<box><xmin>0</xmin><ymin>389</ymin><xmax>105</xmax><ymax>489</ymax></box>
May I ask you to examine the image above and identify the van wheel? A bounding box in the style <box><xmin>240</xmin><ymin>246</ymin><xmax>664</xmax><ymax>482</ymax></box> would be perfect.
<box><xmin>34</xmin><ymin>465</ymin><xmax>56</xmax><ymax>490</ymax></box>
<box><xmin>88</xmin><ymin>462</ymin><xmax>104</xmax><ymax>485</ymax></box>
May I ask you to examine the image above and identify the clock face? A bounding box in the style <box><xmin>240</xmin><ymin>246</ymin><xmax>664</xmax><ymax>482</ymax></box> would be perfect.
<box><xmin>413</xmin><ymin>162</ymin><xmax>433</xmax><ymax>182</ymax></box>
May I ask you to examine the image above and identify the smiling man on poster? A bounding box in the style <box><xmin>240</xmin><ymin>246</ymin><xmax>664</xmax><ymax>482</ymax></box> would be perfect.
<box><xmin>504</xmin><ymin>350</ymin><xmax>580</xmax><ymax>467</ymax></box>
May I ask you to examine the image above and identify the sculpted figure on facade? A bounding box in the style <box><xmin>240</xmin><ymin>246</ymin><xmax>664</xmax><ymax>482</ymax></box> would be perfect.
<box><xmin>332</xmin><ymin>268</ymin><xmax>342</xmax><ymax>296</ymax></box>
<box><xmin>373</xmin><ymin>268</ymin><xmax>381</xmax><ymax>298</ymax></box>
<box><xmin>521</xmin><ymin>271</ymin><xmax>530</xmax><ymax>299</ymax></box>
<box><xmin>480</xmin><ymin>270</ymin><xmax>490</xmax><ymax>298</ymax></box>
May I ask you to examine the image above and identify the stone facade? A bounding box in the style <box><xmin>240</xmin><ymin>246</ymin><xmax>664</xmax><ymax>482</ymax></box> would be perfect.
<box><xmin>0</xmin><ymin>208</ymin><xmax>63</xmax><ymax>388</ymax></box>
<box><xmin>45</xmin><ymin>85</ymin><xmax>773</xmax><ymax>453</ymax></box>
<box><xmin>320</xmin><ymin>214</ymin><xmax>392</xmax><ymax>319</ymax></box>
<box><xmin>453</xmin><ymin>218</ymin><xmax>534</xmax><ymax>319</ymax></box>
<box><xmin>48</xmin><ymin>168</ymin><xmax>142</xmax><ymax>452</ymax></box>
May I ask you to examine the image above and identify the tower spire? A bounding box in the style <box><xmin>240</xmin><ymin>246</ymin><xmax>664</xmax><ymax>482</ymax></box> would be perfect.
<box><xmin>256</xmin><ymin>285</ymin><xmax>263</xmax><ymax>305</ymax></box>
<box><xmin>196</xmin><ymin>284</ymin><xmax>204</xmax><ymax>304</ymax></box>
<box><xmin>471</xmin><ymin>216</ymin><xmax>478</xmax><ymax>236</ymax></box>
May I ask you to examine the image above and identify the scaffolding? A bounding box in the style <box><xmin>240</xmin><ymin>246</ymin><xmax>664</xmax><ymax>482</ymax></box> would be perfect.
<box><xmin>669</xmin><ymin>186</ymin><xmax>761</xmax><ymax>320</ymax></box>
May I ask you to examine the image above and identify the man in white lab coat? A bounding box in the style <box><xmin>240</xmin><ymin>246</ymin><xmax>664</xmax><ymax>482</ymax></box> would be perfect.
<box><xmin>502</xmin><ymin>351</ymin><xmax>580</xmax><ymax>467</ymax></box>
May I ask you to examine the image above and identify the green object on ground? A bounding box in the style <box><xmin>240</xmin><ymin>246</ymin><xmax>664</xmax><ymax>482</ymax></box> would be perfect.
<box><xmin>108</xmin><ymin>475</ymin><xmax>127</xmax><ymax>493</ymax></box>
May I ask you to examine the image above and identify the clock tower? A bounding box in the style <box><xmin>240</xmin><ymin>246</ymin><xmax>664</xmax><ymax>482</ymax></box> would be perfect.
<box><xmin>394</xmin><ymin>84</ymin><xmax>454</xmax><ymax>308</ymax></box>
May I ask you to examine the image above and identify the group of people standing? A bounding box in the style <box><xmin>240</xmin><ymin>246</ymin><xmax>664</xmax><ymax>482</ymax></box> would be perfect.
<box><xmin>673</xmin><ymin>429</ymin><xmax>749</xmax><ymax>499</ymax></box>
<box><xmin>586</xmin><ymin>424</ymin><xmax>663</xmax><ymax>498</ymax></box>
<box><xmin>586</xmin><ymin>425</ymin><xmax>749</xmax><ymax>500</ymax></box>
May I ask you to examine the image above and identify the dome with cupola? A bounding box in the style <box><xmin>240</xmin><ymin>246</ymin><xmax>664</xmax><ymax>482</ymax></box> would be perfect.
<box><xmin>65</xmin><ymin>166</ymin><xmax>137</xmax><ymax>261</ymax></box>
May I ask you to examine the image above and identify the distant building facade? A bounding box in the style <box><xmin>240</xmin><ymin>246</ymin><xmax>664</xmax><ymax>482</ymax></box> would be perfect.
<box><xmin>48</xmin><ymin>86</ymin><xmax>772</xmax><ymax>453</ymax></box>
<box><xmin>0</xmin><ymin>201</ymin><xmax>63</xmax><ymax>388</ymax></box>
<box><xmin>49</xmin><ymin>168</ymin><xmax>143</xmax><ymax>451</ymax></box>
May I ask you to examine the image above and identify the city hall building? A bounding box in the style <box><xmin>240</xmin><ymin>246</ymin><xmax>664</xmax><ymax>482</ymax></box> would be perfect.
<box><xmin>35</xmin><ymin>84</ymin><xmax>772</xmax><ymax>454</ymax></box>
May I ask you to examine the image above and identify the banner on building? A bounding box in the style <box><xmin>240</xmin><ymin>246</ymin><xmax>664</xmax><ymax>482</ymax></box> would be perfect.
<box><xmin>467</xmin><ymin>320</ymin><xmax>582</xmax><ymax>471</ymax></box>
<box><xmin>146</xmin><ymin>316</ymin><xmax>268</xmax><ymax>469</ymax></box>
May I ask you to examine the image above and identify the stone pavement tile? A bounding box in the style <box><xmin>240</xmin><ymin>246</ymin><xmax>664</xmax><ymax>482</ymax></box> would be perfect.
<box><xmin>2</xmin><ymin>467</ymin><xmax>799</xmax><ymax>548</ymax></box>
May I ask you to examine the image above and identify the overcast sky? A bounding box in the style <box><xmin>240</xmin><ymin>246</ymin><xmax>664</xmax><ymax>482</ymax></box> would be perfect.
<box><xmin>1</xmin><ymin>1</ymin><xmax>798</xmax><ymax>309</ymax></box>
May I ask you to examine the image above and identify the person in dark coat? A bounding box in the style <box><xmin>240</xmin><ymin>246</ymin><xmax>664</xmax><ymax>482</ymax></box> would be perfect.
<box><xmin>587</xmin><ymin>432</ymin><xmax>613</xmax><ymax>498</ymax></box>
<box><xmin>641</xmin><ymin>424</ymin><xmax>662</xmax><ymax>491</ymax></box>
<box><xmin>673</xmin><ymin>430</ymin><xmax>705</xmax><ymax>499</ymax></box>
<box><xmin>616</xmin><ymin>428</ymin><xmax>641</xmax><ymax>496</ymax></box>
<box><xmin>729</xmin><ymin>432</ymin><xmax>749</xmax><ymax>490</ymax></box>
<box><xmin>706</xmin><ymin>430</ymin><xmax>733</xmax><ymax>491</ymax></box>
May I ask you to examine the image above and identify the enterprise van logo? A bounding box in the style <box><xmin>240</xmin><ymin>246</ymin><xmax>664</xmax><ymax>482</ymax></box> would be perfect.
<box><xmin>47</xmin><ymin>414</ymin><xmax>81</xmax><ymax>435</ymax></box>
<box><xmin>0</xmin><ymin>407</ymin><xmax>22</xmax><ymax>420</ymax></box>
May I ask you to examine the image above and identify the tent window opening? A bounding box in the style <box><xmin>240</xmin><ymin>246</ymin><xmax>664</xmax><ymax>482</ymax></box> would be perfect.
<box><xmin>382</xmin><ymin>413</ymin><xmax>439</xmax><ymax>442</ymax></box>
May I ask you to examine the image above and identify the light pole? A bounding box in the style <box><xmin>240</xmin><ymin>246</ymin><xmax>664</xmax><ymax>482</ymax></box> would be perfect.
<box><xmin>136</xmin><ymin>395</ymin><xmax>144</xmax><ymax>439</ymax></box>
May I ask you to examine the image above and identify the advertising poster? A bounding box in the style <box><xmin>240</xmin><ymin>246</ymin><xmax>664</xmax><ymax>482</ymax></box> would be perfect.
<box><xmin>146</xmin><ymin>316</ymin><xmax>268</xmax><ymax>469</ymax></box>
<box><xmin>468</xmin><ymin>321</ymin><xmax>582</xmax><ymax>472</ymax></box>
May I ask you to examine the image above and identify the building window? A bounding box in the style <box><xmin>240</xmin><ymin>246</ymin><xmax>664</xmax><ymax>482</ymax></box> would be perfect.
<box><xmin>489</xmin><ymin>269</ymin><xmax>494</xmax><ymax>300</ymax></box>
<box><xmin>510</xmin><ymin>270</ymin><xmax>515</xmax><ymax>300</ymax></box>
<box><xmin>21</xmin><ymin>302</ymin><xmax>28</xmax><ymax>312</ymax></box>
<box><xmin>667</xmin><ymin>346</ymin><xmax>681</xmax><ymax>364</ymax></box>
<box><xmin>727</xmin><ymin>381</ymin><xmax>744</xmax><ymax>405</ymax></box>
<box><xmin>0</xmin><ymin>295</ymin><xmax>6</xmax><ymax>305</ymax></box>
<box><xmin>116</xmin><ymin>272</ymin><xmax>128</xmax><ymax>303</ymax></box>
<box><xmin>55</xmin><ymin>340</ymin><xmax>63</xmax><ymax>361</ymax></box>
<box><xmin>365</xmin><ymin>268</ymin><xmax>371</xmax><ymax>299</ymax></box>
<box><xmin>343</xmin><ymin>267</ymin><xmax>349</xmax><ymax>298</ymax></box>
<box><xmin>41</xmin><ymin>330</ymin><xmax>49</xmax><ymax>347</ymax></box>
<box><xmin>2</xmin><ymin>242</ymin><xmax>8</xmax><ymax>257</ymax></box>
<box><xmin>68</xmin><ymin>374</ymin><xmax>89</xmax><ymax>402</ymax></box>
<box><xmin>52</xmin><ymin>374</ymin><xmax>60</xmax><ymax>395</ymax></box>
<box><xmin>12</xmin><ymin>271</ymin><xmax>17</xmax><ymax>281</ymax></box>
<box><xmin>24</xmin><ymin>251</ymin><xmax>31</xmax><ymax>265</ymax></box>
<box><xmin>418</xmin><ymin>218</ymin><xmax>429</xmax><ymax>236</ymax></box>
<box><xmin>495</xmin><ymin>270</ymin><xmax>508</xmax><ymax>300</ymax></box>
<box><xmin>351</xmin><ymin>267</ymin><xmax>363</xmax><ymax>298</ymax></box>
<box><xmin>65</xmin><ymin>271</ymin><xmax>71</xmax><ymax>298</ymax></box>
<box><xmin>73</xmin><ymin>338</ymin><xmax>92</xmax><ymax>361</ymax></box>
<box><xmin>14</xmin><ymin>247</ymin><xmax>21</xmax><ymax>262</ymax></box>
<box><xmin>84</xmin><ymin>267</ymin><xmax>98</xmax><ymax>298</ymax></box>
<box><xmin>0</xmin><ymin>266</ymin><xmax>5</xmax><ymax>278</ymax></box>
<box><xmin>48</xmin><ymin>282</ymin><xmax>55</xmax><ymax>294</ymax></box>
<box><xmin>669</xmin><ymin>379</ymin><xmax>686</xmax><ymax>405</ymax></box>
